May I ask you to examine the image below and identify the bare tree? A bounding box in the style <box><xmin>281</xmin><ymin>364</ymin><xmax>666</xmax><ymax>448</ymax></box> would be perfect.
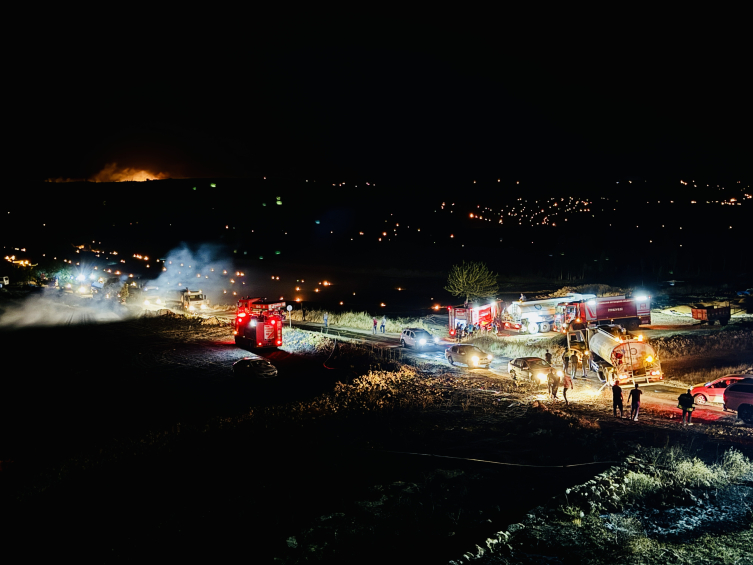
<box><xmin>444</xmin><ymin>261</ymin><xmax>499</xmax><ymax>305</ymax></box>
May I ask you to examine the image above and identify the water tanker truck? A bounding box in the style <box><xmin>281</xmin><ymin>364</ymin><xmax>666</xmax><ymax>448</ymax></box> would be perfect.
<box><xmin>567</xmin><ymin>325</ymin><xmax>663</xmax><ymax>385</ymax></box>
<box><xmin>503</xmin><ymin>293</ymin><xmax>595</xmax><ymax>334</ymax></box>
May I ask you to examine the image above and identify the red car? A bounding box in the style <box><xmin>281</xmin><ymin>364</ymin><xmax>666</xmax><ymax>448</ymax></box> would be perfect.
<box><xmin>691</xmin><ymin>375</ymin><xmax>749</xmax><ymax>405</ymax></box>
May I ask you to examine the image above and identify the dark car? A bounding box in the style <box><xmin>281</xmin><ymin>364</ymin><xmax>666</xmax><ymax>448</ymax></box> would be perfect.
<box><xmin>232</xmin><ymin>355</ymin><xmax>278</xmax><ymax>378</ymax></box>
<box><xmin>507</xmin><ymin>357</ymin><xmax>554</xmax><ymax>383</ymax></box>
<box><xmin>723</xmin><ymin>378</ymin><xmax>753</xmax><ymax>424</ymax></box>
<box><xmin>445</xmin><ymin>344</ymin><xmax>493</xmax><ymax>368</ymax></box>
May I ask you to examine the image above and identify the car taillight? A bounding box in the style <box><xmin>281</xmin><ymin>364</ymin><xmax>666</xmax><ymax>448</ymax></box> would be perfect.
<box><xmin>271</xmin><ymin>320</ymin><xmax>276</xmax><ymax>325</ymax></box>
<box><xmin>276</xmin><ymin>340</ymin><xmax>282</xmax><ymax>345</ymax></box>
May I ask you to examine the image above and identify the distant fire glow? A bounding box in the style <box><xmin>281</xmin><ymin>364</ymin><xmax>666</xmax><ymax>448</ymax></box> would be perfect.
<box><xmin>46</xmin><ymin>163</ymin><xmax>170</xmax><ymax>183</ymax></box>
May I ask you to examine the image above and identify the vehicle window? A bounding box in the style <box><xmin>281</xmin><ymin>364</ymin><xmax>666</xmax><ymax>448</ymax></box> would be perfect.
<box><xmin>451</xmin><ymin>346</ymin><xmax>457</xmax><ymax>353</ymax></box>
<box><xmin>713</xmin><ymin>381</ymin><xmax>727</xmax><ymax>388</ymax></box>
<box><xmin>728</xmin><ymin>384</ymin><xmax>753</xmax><ymax>394</ymax></box>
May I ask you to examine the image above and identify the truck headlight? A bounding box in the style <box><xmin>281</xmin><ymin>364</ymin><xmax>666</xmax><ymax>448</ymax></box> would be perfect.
<box><xmin>155</xmin><ymin>298</ymin><xmax>161</xmax><ymax>304</ymax></box>
<box><xmin>189</xmin><ymin>305</ymin><xmax>195</xmax><ymax>311</ymax></box>
<box><xmin>557</xmin><ymin>370</ymin><xmax>563</xmax><ymax>377</ymax></box>
<box><xmin>201</xmin><ymin>304</ymin><xmax>207</xmax><ymax>309</ymax></box>
<box><xmin>144</xmin><ymin>299</ymin><xmax>150</xmax><ymax>305</ymax></box>
<box><xmin>472</xmin><ymin>356</ymin><xmax>479</xmax><ymax>365</ymax></box>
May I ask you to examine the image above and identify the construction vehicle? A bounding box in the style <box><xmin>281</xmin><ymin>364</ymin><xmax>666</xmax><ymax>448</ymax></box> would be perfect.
<box><xmin>691</xmin><ymin>304</ymin><xmax>731</xmax><ymax>326</ymax></box>
<box><xmin>566</xmin><ymin>325</ymin><xmax>663</xmax><ymax>385</ymax></box>
<box><xmin>234</xmin><ymin>298</ymin><xmax>285</xmax><ymax>348</ymax></box>
<box><xmin>503</xmin><ymin>293</ymin><xmax>595</xmax><ymax>334</ymax></box>
<box><xmin>554</xmin><ymin>295</ymin><xmax>651</xmax><ymax>332</ymax></box>
<box><xmin>180</xmin><ymin>289</ymin><xmax>209</xmax><ymax>311</ymax></box>
<box><xmin>447</xmin><ymin>301</ymin><xmax>503</xmax><ymax>337</ymax></box>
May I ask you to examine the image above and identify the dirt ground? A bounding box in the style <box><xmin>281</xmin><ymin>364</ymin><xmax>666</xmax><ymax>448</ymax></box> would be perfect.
<box><xmin>0</xmin><ymin>306</ymin><xmax>752</xmax><ymax>563</ymax></box>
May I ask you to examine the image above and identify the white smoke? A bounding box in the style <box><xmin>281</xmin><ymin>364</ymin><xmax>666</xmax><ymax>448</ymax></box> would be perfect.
<box><xmin>0</xmin><ymin>291</ymin><xmax>137</xmax><ymax>328</ymax></box>
<box><xmin>146</xmin><ymin>243</ymin><xmax>239</xmax><ymax>305</ymax></box>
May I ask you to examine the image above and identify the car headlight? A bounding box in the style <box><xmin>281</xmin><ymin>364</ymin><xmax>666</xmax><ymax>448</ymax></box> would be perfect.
<box><xmin>472</xmin><ymin>356</ymin><xmax>479</xmax><ymax>365</ymax></box>
<box><xmin>419</xmin><ymin>338</ymin><xmax>427</xmax><ymax>345</ymax></box>
<box><xmin>434</xmin><ymin>337</ymin><xmax>439</xmax><ymax>343</ymax></box>
<box><xmin>144</xmin><ymin>299</ymin><xmax>150</xmax><ymax>305</ymax></box>
<box><xmin>201</xmin><ymin>304</ymin><xmax>207</xmax><ymax>309</ymax></box>
<box><xmin>537</xmin><ymin>373</ymin><xmax>547</xmax><ymax>383</ymax></box>
<box><xmin>487</xmin><ymin>354</ymin><xmax>493</xmax><ymax>360</ymax></box>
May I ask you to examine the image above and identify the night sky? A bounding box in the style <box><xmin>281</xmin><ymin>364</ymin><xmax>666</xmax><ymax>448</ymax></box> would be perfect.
<box><xmin>13</xmin><ymin>19</ymin><xmax>751</xmax><ymax>186</ymax></box>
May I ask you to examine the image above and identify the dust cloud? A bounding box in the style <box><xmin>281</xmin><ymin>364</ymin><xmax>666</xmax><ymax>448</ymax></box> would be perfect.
<box><xmin>0</xmin><ymin>290</ymin><xmax>136</xmax><ymax>328</ymax></box>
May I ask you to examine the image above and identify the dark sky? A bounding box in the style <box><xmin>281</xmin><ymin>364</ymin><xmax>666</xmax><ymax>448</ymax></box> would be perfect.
<box><xmin>13</xmin><ymin>18</ymin><xmax>751</xmax><ymax>185</ymax></box>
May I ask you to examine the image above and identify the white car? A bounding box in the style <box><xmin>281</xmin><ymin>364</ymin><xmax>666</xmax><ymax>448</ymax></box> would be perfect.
<box><xmin>508</xmin><ymin>357</ymin><xmax>556</xmax><ymax>383</ymax></box>
<box><xmin>445</xmin><ymin>344</ymin><xmax>493</xmax><ymax>368</ymax></box>
<box><xmin>400</xmin><ymin>328</ymin><xmax>439</xmax><ymax>349</ymax></box>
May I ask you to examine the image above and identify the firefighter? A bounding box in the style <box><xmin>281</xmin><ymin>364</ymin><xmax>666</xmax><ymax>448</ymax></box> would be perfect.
<box><xmin>562</xmin><ymin>352</ymin><xmax>570</xmax><ymax>374</ymax></box>
<box><xmin>678</xmin><ymin>389</ymin><xmax>695</xmax><ymax>425</ymax></box>
<box><xmin>545</xmin><ymin>349</ymin><xmax>552</xmax><ymax>365</ymax></box>
<box><xmin>581</xmin><ymin>351</ymin><xmax>590</xmax><ymax>378</ymax></box>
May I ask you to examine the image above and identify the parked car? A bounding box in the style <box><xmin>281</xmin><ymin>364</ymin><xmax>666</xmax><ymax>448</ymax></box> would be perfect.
<box><xmin>723</xmin><ymin>378</ymin><xmax>753</xmax><ymax>424</ymax></box>
<box><xmin>508</xmin><ymin>357</ymin><xmax>554</xmax><ymax>383</ymax></box>
<box><xmin>401</xmin><ymin>328</ymin><xmax>439</xmax><ymax>349</ymax></box>
<box><xmin>445</xmin><ymin>344</ymin><xmax>493</xmax><ymax>368</ymax></box>
<box><xmin>691</xmin><ymin>374</ymin><xmax>749</xmax><ymax>405</ymax></box>
<box><xmin>232</xmin><ymin>355</ymin><xmax>278</xmax><ymax>378</ymax></box>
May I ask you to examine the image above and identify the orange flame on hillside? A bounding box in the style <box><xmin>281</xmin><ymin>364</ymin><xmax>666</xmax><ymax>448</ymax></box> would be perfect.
<box><xmin>46</xmin><ymin>163</ymin><xmax>170</xmax><ymax>183</ymax></box>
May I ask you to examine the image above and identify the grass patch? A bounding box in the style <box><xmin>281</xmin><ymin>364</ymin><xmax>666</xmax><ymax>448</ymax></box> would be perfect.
<box><xmin>289</xmin><ymin>309</ymin><xmax>432</xmax><ymax>333</ymax></box>
<box><xmin>468</xmin><ymin>334</ymin><xmax>567</xmax><ymax>362</ymax></box>
<box><xmin>665</xmin><ymin>363</ymin><xmax>753</xmax><ymax>388</ymax></box>
<box><xmin>648</xmin><ymin>328</ymin><xmax>753</xmax><ymax>361</ymax></box>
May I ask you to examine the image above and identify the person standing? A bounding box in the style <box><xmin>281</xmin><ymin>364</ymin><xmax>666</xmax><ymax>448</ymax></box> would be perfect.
<box><xmin>323</xmin><ymin>312</ymin><xmax>329</xmax><ymax>328</ymax></box>
<box><xmin>570</xmin><ymin>352</ymin><xmax>579</xmax><ymax>378</ymax></box>
<box><xmin>562</xmin><ymin>372</ymin><xmax>573</xmax><ymax>406</ymax></box>
<box><xmin>380</xmin><ymin>315</ymin><xmax>386</xmax><ymax>334</ymax></box>
<box><xmin>581</xmin><ymin>351</ymin><xmax>589</xmax><ymax>378</ymax></box>
<box><xmin>612</xmin><ymin>382</ymin><xmax>624</xmax><ymax>418</ymax></box>
<box><xmin>562</xmin><ymin>352</ymin><xmax>570</xmax><ymax>375</ymax></box>
<box><xmin>547</xmin><ymin>368</ymin><xmax>557</xmax><ymax>399</ymax></box>
<box><xmin>372</xmin><ymin>316</ymin><xmax>378</xmax><ymax>334</ymax></box>
<box><xmin>628</xmin><ymin>383</ymin><xmax>642</xmax><ymax>421</ymax></box>
<box><xmin>678</xmin><ymin>389</ymin><xmax>695</xmax><ymax>425</ymax></box>
<box><xmin>545</xmin><ymin>349</ymin><xmax>552</xmax><ymax>365</ymax></box>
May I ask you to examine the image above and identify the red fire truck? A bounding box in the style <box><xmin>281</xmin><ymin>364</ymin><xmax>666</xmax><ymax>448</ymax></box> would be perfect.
<box><xmin>234</xmin><ymin>298</ymin><xmax>285</xmax><ymax>348</ymax></box>
<box><xmin>554</xmin><ymin>295</ymin><xmax>651</xmax><ymax>332</ymax></box>
<box><xmin>447</xmin><ymin>301</ymin><xmax>503</xmax><ymax>337</ymax></box>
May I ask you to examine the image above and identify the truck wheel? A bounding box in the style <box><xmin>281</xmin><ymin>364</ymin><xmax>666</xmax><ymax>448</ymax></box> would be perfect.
<box><xmin>509</xmin><ymin>369</ymin><xmax>515</xmax><ymax>379</ymax></box>
<box><xmin>539</xmin><ymin>322</ymin><xmax>551</xmax><ymax>333</ymax></box>
<box><xmin>626</xmin><ymin>319</ymin><xmax>640</xmax><ymax>331</ymax></box>
<box><xmin>694</xmin><ymin>393</ymin><xmax>708</xmax><ymax>405</ymax></box>
<box><xmin>527</xmin><ymin>323</ymin><xmax>539</xmax><ymax>335</ymax></box>
<box><xmin>400</xmin><ymin>339</ymin><xmax>406</xmax><ymax>347</ymax></box>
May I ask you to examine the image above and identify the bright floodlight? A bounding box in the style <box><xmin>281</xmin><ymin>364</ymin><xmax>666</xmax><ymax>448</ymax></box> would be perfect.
<box><xmin>76</xmin><ymin>274</ymin><xmax>85</xmax><ymax>281</ymax></box>
<box><xmin>635</xmin><ymin>295</ymin><xmax>648</xmax><ymax>301</ymax></box>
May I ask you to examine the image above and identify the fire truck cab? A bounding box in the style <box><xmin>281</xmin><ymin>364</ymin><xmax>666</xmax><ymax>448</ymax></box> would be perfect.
<box><xmin>234</xmin><ymin>298</ymin><xmax>285</xmax><ymax>348</ymax></box>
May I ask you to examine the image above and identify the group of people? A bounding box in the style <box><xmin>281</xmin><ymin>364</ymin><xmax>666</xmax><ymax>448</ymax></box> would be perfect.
<box><xmin>454</xmin><ymin>321</ymin><xmax>499</xmax><ymax>341</ymax></box>
<box><xmin>546</xmin><ymin>366</ymin><xmax>574</xmax><ymax>405</ymax></box>
<box><xmin>372</xmin><ymin>316</ymin><xmax>386</xmax><ymax>334</ymax></box>
<box><xmin>611</xmin><ymin>382</ymin><xmax>642</xmax><ymax>420</ymax></box>
<box><xmin>562</xmin><ymin>350</ymin><xmax>589</xmax><ymax>378</ymax></box>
